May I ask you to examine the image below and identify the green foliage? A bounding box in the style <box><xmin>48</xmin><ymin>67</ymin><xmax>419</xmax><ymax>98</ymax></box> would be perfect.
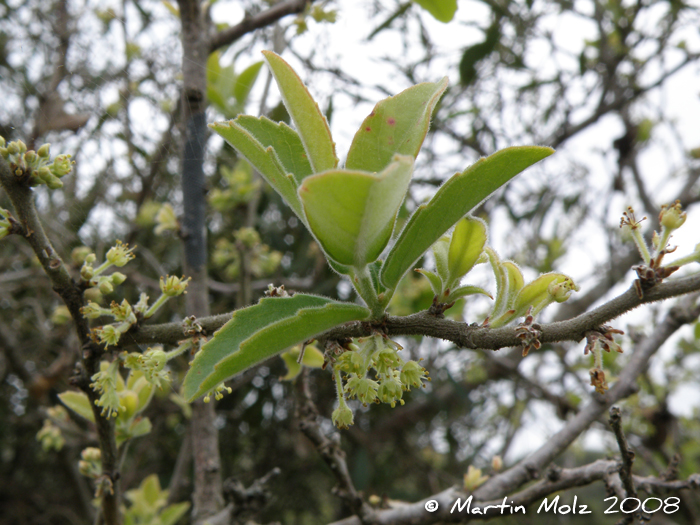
<box><xmin>123</xmin><ymin>474</ymin><xmax>190</xmax><ymax>525</ymax></box>
<box><xmin>183</xmin><ymin>294</ymin><xmax>370</xmax><ymax>401</ymax></box>
<box><xmin>262</xmin><ymin>50</ymin><xmax>338</xmax><ymax>173</ymax></box>
<box><xmin>412</xmin><ymin>0</ymin><xmax>458</xmax><ymax>23</ymax></box>
<box><xmin>207</xmin><ymin>53</ymin><xmax>263</xmax><ymax>118</ymax></box>
<box><xmin>344</xmin><ymin>78</ymin><xmax>447</xmax><ymax>173</ymax></box>
<box><xmin>60</xmin><ymin>361</ymin><xmax>158</xmax><ymax>446</ymax></box>
<box><xmin>299</xmin><ymin>156</ymin><xmax>414</xmax><ymax>267</ymax></box>
<box><xmin>0</xmin><ymin>137</ymin><xmax>74</xmax><ymax>189</ymax></box>
<box><xmin>195</xmin><ymin>52</ymin><xmax>560</xmax><ymax>403</ymax></box>
<box><xmin>380</xmin><ymin>146</ymin><xmax>554</xmax><ymax>293</ymax></box>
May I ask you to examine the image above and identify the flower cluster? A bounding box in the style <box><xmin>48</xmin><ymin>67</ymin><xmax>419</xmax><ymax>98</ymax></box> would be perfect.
<box><xmin>79</xmin><ymin>241</ymin><xmax>189</xmax><ymax>347</ymax></box>
<box><xmin>331</xmin><ymin>334</ymin><xmax>429</xmax><ymax>429</ymax></box>
<box><xmin>0</xmin><ymin>137</ymin><xmax>74</xmax><ymax>189</ymax></box>
<box><xmin>89</xmin><ymin>361</ymin><xmax>122</xmax><ymax>418</ymax></box>
<box><xmin>0</xmin><ymin>207</ymin><xmax>17</xmax><ymax>241</ymax></box>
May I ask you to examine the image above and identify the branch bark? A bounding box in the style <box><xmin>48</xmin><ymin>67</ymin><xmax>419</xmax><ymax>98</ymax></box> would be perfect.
<box><xmin>326</xmin><ymin>296</ymin><xmax>700</xmax><ymax>525</ymax></box>
<box><xmin>0</xmin><ymin>158</ymin><xmax>120</xmax><ymax>524</ymax></box>
<box><xmin>209</xmin><ymin>0</ymin><xmax>312</xmax><ymax>53</ymax></box>
<box><xmin>124</xmin><ymin>272</ymin><xmax>700</xmax><ymax>351</ymax></box>
<box><xmin>176</xmin><ymin>0</ymin><xmax>224</xmax><ymax>522</ymax></box>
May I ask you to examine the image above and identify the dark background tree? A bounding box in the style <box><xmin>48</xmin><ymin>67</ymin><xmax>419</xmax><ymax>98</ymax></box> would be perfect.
<box><xmin>1</xmin><ymin>0</ymin><xmax>699</xmax><ymax>524</ymax></box>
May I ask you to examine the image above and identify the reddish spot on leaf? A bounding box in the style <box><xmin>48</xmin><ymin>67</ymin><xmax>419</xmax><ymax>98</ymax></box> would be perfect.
<box><xmin>365</xmin><ymin>127</ymin><xmax>372</xmax><ymax>132</ymax></box>
<box><xmin>387</xmin><ymin>117</ymin><xmax>396</xmax><ymax>125</ymax></box>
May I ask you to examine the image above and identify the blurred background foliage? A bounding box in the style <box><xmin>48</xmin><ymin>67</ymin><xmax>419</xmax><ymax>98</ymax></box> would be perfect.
<box><xmin>1</xmin><ymin>0</ymin><xmax>699</xmax><ymax>523</ymax></box>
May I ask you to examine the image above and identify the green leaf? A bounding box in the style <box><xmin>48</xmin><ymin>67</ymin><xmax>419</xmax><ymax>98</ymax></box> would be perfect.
<box><xmin>117</xmin><ymin>416</ymin><xmax>152</xmax><ymax>447</ymax></box>
<box><xmin>486</xmin><ymin>247</ymin><xmax>509</xmax><ymax>319</ymax></box>
<box><xmin>460</xmin><ymin>22</ymin><xmax>501</xmax><ymax>86</ymax></box>
<box><xmin>512</xmin><ymin>273</ymin><xmax>579</xmax><ymax>318</ymax></box>
<box><xmin>235</xmin><ymin>115</ymin><xmax>313</xmax><ymax>185</ymax></box>
<box><xmin>415</xmin><ymin>268</ymin><xmax>443</xmax><ymax>296</ymax></box>
<box><xmin>280</xmin><ymin>344</ymin><xmax>325</xmax><ymax>381</ymax></box>
<box><xmin>58</xmin><ymin>391</ymin><xmax>95</xmax><ymax>423</ymax></box>
<box><xmin>299</xmin><ymin>155</ymin><xmax>414</xmax><ymax>267</ymax></box>
<box><xmin>183</xmin><ymin>294</ymin><xmax>370</xmax><ymax>401</ymax></box>
<box><xmin>447</xmin><ymin>216</ymin><xmax>487</xmax><ymax>289</ymax></box>
<box><xmin>234</xmin><ymin>61</ymin><xmax>263</xmax><ymax>105</ymax></box>
<box><xmin>206</xmin><ymin>52</ymin><xmax>227</xmax><ymax>112</ymax></box>
<box><xmin>209</xmin><ymin>120</ymin><xmax>304</xmax><ymax>220</ymax></box>
<box><xmin>142</xmin><ymin>473</ymin><xmax>162</xmax><ymax>507</ymax></box>
<box><xmin>502</xmin><ymin>261</ymin><xmax>525</xmax><ymax>310</ymax></box>
<box><xmin>412</xmin><ymin>0</ymin><xmax>458</xmax><ymax>22</ymax></box>
<box><xmin>262</xmin><ymin>51</ymin><xmax>338</xmax><ymax>173</ymax></box>
<box><xmin>380</xmin><ymin>146</ymin><xmax>554</xmax><ymax>291</ymax></box>
<box><xmin>447</xmin><ymin>285</ymin><xmax>492</xmax><ymax>302</ymax></box>
<box><xmin>432</xmin><ymin>236</ymin><xmax>450</xmax><ymax>287</ymax></box>
<box><xmin>159</xmin><ymin>502</ymin><xmax>191</xmax><ymax>525</ymax></box>
<box><xmin>345</xmin><ymin>78</ymin><xmax>447</xmax><ymax>173</ymax></box>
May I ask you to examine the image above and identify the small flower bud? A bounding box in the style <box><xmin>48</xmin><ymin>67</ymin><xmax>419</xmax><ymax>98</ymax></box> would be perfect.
<box><xmin>377</xmin><ymin>372</ymin><xmax>404</xmax><ymax>407</ymax></box>
<box><xmin>51</xmin><ymin>305</ymin><xmax>72</xmax><ymax>325</ymax></box>
<box><xmin>345</xmin><ymin>375</ymin><xmax>379</xmax><ymax>405</ymax></box>
<box><xmin>6</xmin><ymin>142</ymin><xmax>19</xmax><ymax>155</ymax></box>
<box><xmin>49</xmin><ymin>154</ymin><xmax>73</xmax><ymax>178</ymax></box>
<box><xmin>154</xmin><ymin>203</ymin><xmax>178</xmax><ymax>235</ymax></box>
<box><xmin>37</xmin><ymin>143</ymin><xmax>50</xmax><ymax>158</ymax></box>
<box><xmin>24</xmin><ymin>150</ymin><xmax>37</xmax><ymax>165</ymax></box>
<box><xmin>400</xmin><ymin>360</ymin><xmax>429</xmax><ymax>390</ymax></box>
<box><xmin>98</xmin><ymin>280</ymin><xmax>114</xmax><ymax>295</ymax></box>
<box><xmin>71</xmin><ymin>246</ymin><xmax>92</xmax><ymax>265</ymax></box>
<box><xmin>659</xmin><ymin>201</ymin><xmax>686</xmax><ymax>230</ymax></box>
<box><xmin>110</xmin><ymin>272</ymin><xmax>127</xmax><ymax>285</ymax></box>
<box><xmin>234</xmin><ymin>227</ymin><xmax>260</xmax><ymax>248</ymax></box>
<box><xmin>81</xmin><ymin>301</ymin><xmax>107</xmax><ymax>319</ymax></box>
<box><xmin>0</xmin><ymin>136</ymin><xmax>5</xmax><ymax>148</ymax></box>
<box><xmin>159</xmin><ymin>274</ymin><xmax>191</xmax><ymax>296</ymax></box>
<box><xmin>45</xmin><ymin>174</ymin><xmax>63</xmax><ymax>190</ymax></box>
<box><xmin>80</xmin><ymin>264</ymin><xmax>94</xmax><ymax>281</ymax></box>
<box><xmin>106</xmin><ymin>241</ymin><xmax>135</xmax><ymax>267</ymax></box>
<box><xmin>81</xmin><ymin>447</ymin><xmax>102</xmax><ymax>462</ymax></box>
<box><xmin>16</xmin><ymin>140</ymin><xmax>26</xmax><ymax>154</ymax></box>
<box><xmin>332</xmin><ymin>403</ymin><xmax>354</xmax><ymax>429</ymax></box>
<box><xmin>491</xmin><ymin>455</ymin><xmax>503</xmax><ymax>472</ymax></box>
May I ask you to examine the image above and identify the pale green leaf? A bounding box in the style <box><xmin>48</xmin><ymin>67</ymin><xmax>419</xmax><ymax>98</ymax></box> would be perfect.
<box><xmin>183</xmin><ymin>295</ymin><xmax>369</xmax><ymax>401</ymax></box>
<box><xmin>129</xmin><ymin>417</ymin><xmax>152</xmax><ymax>439</ymax></box>
<box><xmin>299</xmin><ymin>155</ymin><xmax>414</xmax><ymax>266</ymax></box>
<box><xmin>142</xmin><ymin>474</ymin><xmax>163</xmax><ymax>508</ymax></box>
<box><xmin>262</xmin><ymin>51</ymin><xmax>338</xmax><ymax>173</ymax></box>
<box><xmin>280</xmin><ymin>344</ymin><xmax>324</xmax><ymax>381</ymax></box>
<box><xmin>235</xmin><ymin>115</ymin><xmax>313</xmax><ymax>185</ymax></box>
<box><xmin>447</xmin><ymin>216</ymin><xmax>487</xmax><ymax>289</ymax></box>
<box><xmin>209</xmin><ymin>120</ymin><xmax>304</xmax><ymax>219</ymax></box>
<box><xmin>380</xmin><ymin>146</ymin><xmax>554</xmax><ymax>291</ymax></box>
<box><xmin>502</xmin><ymin>261</ymin><xmax>525</xmax><ymax>310</ymax></box>
<box><xmin>415</xmin><ymin>268</ymin><xmax>443</xmax><ymax>296</ymax></box>
<box><xmin>432</xmin><ymin>236</ymin><xmax>450</xmax><ymax>287</ymax></box>
<box><xmin>345</xmin><ymin>78</ymin><xmax>447</xmax><ymax>173</ymax></box>
<box><xmin>159</xmin><ymin>502</ymin><xmax>191</xmax><ymax>525</ymax></box>
<box><xmin>412</xmin><ymin>0</ymin><xmax>458</xmax><ymax>22</ymax></box>
<box><xmin>446</xmin><ymin>285</ymin><xmax>492</xmax><ymax>302</ymax></box>
<box><xmin>234</xmin><ymin>61</ymin><xmax>263</xmax><ymax>105</ymax></box>
<box><xmin>58</xmin><ymin>391</ymin><xmax>95</xmax><ymax>423</ymax></box>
